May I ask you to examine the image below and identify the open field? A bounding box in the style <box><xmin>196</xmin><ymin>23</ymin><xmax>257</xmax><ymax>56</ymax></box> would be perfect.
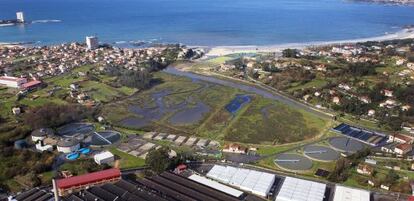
<box><xmin>225</xmin><ymin>97</ymin><xmax>327</xmax><ymax>144</ymax></box>
<box><xmin>109</xmin><ymin>147</ymin><xmax>146</xmax><ymax>169</ymax></box>
<box><xmin>102</xmin><ymin>72</ymin><xmax>329</xmax><ymax>144</ymax></box>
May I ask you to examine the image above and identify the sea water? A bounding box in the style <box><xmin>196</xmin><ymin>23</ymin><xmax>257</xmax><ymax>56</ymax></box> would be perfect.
<box><xmin>0</xmin><ymin>0</ymin><xmax>413</xmax><ymax>46</ymax></box>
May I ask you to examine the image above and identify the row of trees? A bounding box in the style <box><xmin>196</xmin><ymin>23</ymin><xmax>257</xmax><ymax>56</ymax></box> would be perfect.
<box><xmin>23</xmin><ymin>104</ymin><xmax>90</xmax><ymax>129</ymax></box>
<box><xmin>145</xmin><ymin>146</ymin><xmax>197</xmax><ymax>174</ymax></box>
<box><xmin>328</xmin><ymin>148</ymin><xmax>371</xmax><ymax>182</ymax></box>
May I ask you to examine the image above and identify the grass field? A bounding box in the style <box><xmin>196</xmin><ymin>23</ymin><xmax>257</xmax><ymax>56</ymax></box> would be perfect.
<box><xmin>109</xmin><ymin>148</ymin><xmax>146</xmax><ymax>169</ymax></box>
<box><xmin>225</xmin><ymin>97</ymin><xmax>327</xmax><ymax>144</ymax></box>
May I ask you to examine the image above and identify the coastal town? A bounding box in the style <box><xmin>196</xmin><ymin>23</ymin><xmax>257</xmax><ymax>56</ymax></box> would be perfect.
<box><xmin>0</xmin><ymin>32</ymin><xmax>414</xmax><ymax>201</ymax></box>
<box><xmin>0</xmin><ymin>1</ymin><xmax>414</xmax><ymax>200</ymax></box>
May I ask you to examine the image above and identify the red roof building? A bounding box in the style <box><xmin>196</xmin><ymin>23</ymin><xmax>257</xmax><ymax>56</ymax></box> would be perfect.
<box><xmin>21</xmin><ymin>80</ymin><xmax>42</xmax><ymax>89</ymax></box>
<box><xmin>56</xmin><ymin>168</ymin><xmax>121</xmax><ymax>196</ymax></box>
<box><xmin>395</xmin><ymin>143</ymin><xmax>413</xmax><ymax>155</ymax></box>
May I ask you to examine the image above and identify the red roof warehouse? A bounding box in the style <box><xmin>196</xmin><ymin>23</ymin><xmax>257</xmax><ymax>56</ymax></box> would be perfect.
<box><xmin>56</xmin><ymin>168</ymin><xmax>121</xmax><ymax>196</ymax></box>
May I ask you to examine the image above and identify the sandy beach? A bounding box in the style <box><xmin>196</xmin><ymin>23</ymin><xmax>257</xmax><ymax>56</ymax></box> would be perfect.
<box><xmin>203</xmin><ymin>28</ymin><xmax>414</xmax><ymax>57</ymax></box>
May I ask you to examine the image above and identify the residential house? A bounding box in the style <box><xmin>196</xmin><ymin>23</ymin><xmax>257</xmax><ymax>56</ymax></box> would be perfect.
<box><xmin>357</xmin><ymin>164</ymin><xmax>374</xmax><ymax>175</ymax></box>
<box><xmin>394</xmin><ymin>143</ymin><xmax>412</xmax><ymax>155</ymax></box>
<box><xmin>389</xmin><ymin>133</ymin><xmax>414</xmax><ymax>144</ymax></box>
<box><xmin>12</xmin><ymin>107</ymin><xmax>21</xmax><ymax>115</ymax></box>
<box><xmin>222</xmin><ymin>143</ymin><xmax>247</xmax><ymax>154</ymax></box>
<box><xmin>382</xmin><ymin>89</ymin><xmax>394</xmax><ymax>97</ymax></box>
<box><xmin>332</xmin><ymin>96</ymin><xmax>340</xmax><ymax>105</ymax></box>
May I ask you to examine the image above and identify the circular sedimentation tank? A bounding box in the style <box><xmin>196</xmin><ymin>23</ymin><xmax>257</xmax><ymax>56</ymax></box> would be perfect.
<box><xmin>328</xmin><ymin>137</ymin><xmax>365</xmax><ymax>153</ymax></box>
<box><xmin>274</xmin><ymin>153</ymin><xmax>313</xmax><ymax>172</ymax></box>
<box><xmin>86</xmin><ymin>131</ymin><xmax>121</xmax><ymax>146</ymax></box>
<box><xmin>303</xmin><ymin>145</ymin><xmax>340</xmax><ymax>162</ymax></box>
<box><xmin>57</xmin><ymin>123</ymin><xmax>95</xmax><ymax>137</ymax></box>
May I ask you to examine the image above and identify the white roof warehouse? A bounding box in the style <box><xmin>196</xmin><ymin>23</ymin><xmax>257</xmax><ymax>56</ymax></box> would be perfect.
<box><xmin>275</xmin><ymin>176</ymin><xmax>326</xmax><ymax>201</ymax></box>
<box><xmin>206</xmin><ymin>165</ymin><xmax>276</xmax><ymax>197</ymax></box>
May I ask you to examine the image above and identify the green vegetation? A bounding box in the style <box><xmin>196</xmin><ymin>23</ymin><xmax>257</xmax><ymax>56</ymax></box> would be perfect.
<box><xmin>109</xmin><ymin>148</ymin><xmax>146</xmax><ymax>169</ymax></box>
<box><xmin>59</xmin><ymin>158</ymin><xmax>108</xmax><ymax>176</ymax></box>
<box><xmin>145</xmin><ymin>146</ymin><xmax>173</xmax><ymax>173</ymax></box>
<box><xmin>226</xmin><ymin>97</ymin><xmax>327</xmax><ymax>144</ymax></box>
<box><xmin>0</xmin><ymin>148</ymin><xmax>56</xmax><ymax>191</ymax></box>
<box><xmin>103</xmin><ymin>72</ymin><xmax>328</xmax><ymax>144</ymax></box>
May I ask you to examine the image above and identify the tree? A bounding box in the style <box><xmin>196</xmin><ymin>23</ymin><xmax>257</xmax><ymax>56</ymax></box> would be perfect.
<box><xmin>384</xmin><ymin>169</ymin><xmax>399</xmax><ymax>185</ymax></box>
<box><xmin>328</xmin><ymin>158</ymin><xmax>351</xmax><ymax>182</ymax></box>
<box><xmin>145</xmin><ymin>146</ymin><xmax>172</xmax><ymax>173</ymax></box>
<box><xmin>282</xmin><ymin>49</ymin><xmax>299</xmax><ymax>58</ymax></box>
<box><xmin>119</xmin><ymin>69</ymin><xmax>153</xmax><ymax>89</ymax></box>
<box><xmin>23</xmin><ymin>104</ymin><xmax>89</xmax><ymax>129</ymax></box>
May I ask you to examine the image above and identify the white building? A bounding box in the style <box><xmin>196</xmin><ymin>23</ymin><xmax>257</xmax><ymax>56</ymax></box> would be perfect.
<box><xmin>86</xmin><ymin>36</ymin><xmax>99</xmax><ymax>50</ymax></box>
<box><xmin>188</xmin><ymin>174</ymin><xmax>244</xmax><ymax>198</ymax></box>
<box><xmin>31</xmin><ymin>128</ymin><xmax>54</xmax><ymax>142</ymax></box>
<box><xmin>275</xmin><ymin>177</ymin><xmax>326</xmax><ymax>201</ymax></box>
<box><xmin>94</xmin><ymin>151</ymin><xmax>114</xmax><ymax>165</ymax></box>
<box><xmin>0</xmin><ymin>75</ymin><xmax>27</xmax><ymax>88</ymax></box>
<box><xmin>12</xmin><ymin>107</ymin><xmax>21</xmax><ymax>115</ymax></box>
<box><xmin>57</xmin><ymin>138</ymin><xmax>80</xmax><ymax>153</ymax></box>
<box><xmin>207</xmin><ymin>165</ymin><xmax>276</xmax><ymax>197</ymax></box>
<box><xmin>35</xmin><ymin>143</ymin><xmax>53</xmax><ymax>152</ymax></box>
<box><xmin>16</xmin><ymin>12</ymin><xmax>24</xmax><ymax>23</ymax></box>
<box><xmin>333</xmin><ymin>185</ymin><xmax>370</xmax><ymax>201</ymax></box>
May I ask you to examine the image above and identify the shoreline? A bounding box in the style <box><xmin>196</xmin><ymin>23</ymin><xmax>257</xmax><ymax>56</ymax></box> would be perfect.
<box><xmin>201</xmin><ymin>28</ymin><xmax>414</xmax><ymax>56</ymax></box>
<box><xmin>2</xmin><ymin>28</ymin><xmax>414</xmax><ymax>55</ymax></box>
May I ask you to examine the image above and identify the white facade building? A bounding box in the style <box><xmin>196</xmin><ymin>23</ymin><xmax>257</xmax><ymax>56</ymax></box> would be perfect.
<box><xmin>16</xmin><ymin>12</ymin><xmax>24</xmax><ymax>23</ymax></box>
<box><xmin>94</xmin><ymin>151</ymin><xmax>114</xmax><ymax>165</ymax></box>
<box><xmin>275</xmin><ymin>177</ymin><xmax>326</xmax><ymax>201</ymax></box>
<box><xmin>86</xmin><ymin>36</ymin><xmax>99</xmax><ymax>50</ymax></box>
<box><xmin>333</xmin><ymin>185</ymin><xmax>370</xmax><ymax>201</ymax></box>
<box><xmin>207</xmin><ymin>165</ymin><xmax>276</xmax><ymax>197</ymax></box>
<box><xmin>31</xmin><ymin>128</ymin><xmax>54</xmax><ymax>142</ymax></box>
<box><xmin>0</xmin><ymin>75</ymin><xmax>27</xmax><ymax>88</ymax></box>
<box><xmin>35</xmin><ymin>143</ymin><xmax>53</xmax><ymax>152</ymax></box>
<box><xmin>188</xmin><ymin>174</ymin><xmax>244</xmax><ymax>198</ymax></box>
<box><xmin>57</xmin><ymin>138</ymin><xmax>80</xmax><ymax>153</ymax></box>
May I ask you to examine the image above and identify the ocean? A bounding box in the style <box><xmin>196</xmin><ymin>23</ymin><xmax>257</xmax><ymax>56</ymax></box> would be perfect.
<box><xmin>0</xmin><ymin>0</ymin><xmax>413</xmax><ymax>46</ymax></box>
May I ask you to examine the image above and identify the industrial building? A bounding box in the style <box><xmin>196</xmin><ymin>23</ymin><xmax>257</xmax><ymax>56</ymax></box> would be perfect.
<box><xmin>0</xmin><ymin>75</ymin><xmax>27</xmax><ymax>88</ymax></box>
<box><xmin>207</xmin><ymin>165</ymin><xmax>276</xmax><ymax>197</ymax></box>
<box><xmin>59</xmin><ymin>171</ymin><xmax>252</xmax><ymax>201</ymax></box>
<box><xmin>189</xmin><ymin>174</ymin><xmax>244</xmax><ymax>198</ymax></box>
<box><xmin>333</xmin><ymin>185</ymin><xmax>370</xmax><ymax>201</ymax></box>
<box><xmin>94</xmin><ymin>151</ymin><xmax>115</xmax><ymax>165</ymax></box>
<box><xmin>57</xmin><ymin>138</ymin><xmax>80</xmax><ymax>153</ymax></box>
<box><xmin>31</xmin><ymin>128</ymin><xmax>54</xmax><ymax>142</ymax></box>
<box><xmin>275</xmin><ymin>176</ymin><xmax>326</xmax><ymax>201</ymax></box>
<box><xmin>55</xmin><ymin>168</ymin><xmax>121</xmax><ymax>196</ymax></box>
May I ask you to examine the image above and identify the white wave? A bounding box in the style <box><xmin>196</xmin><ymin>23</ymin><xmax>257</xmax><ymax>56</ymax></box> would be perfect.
<box><xmin>0</xmin><ymin>23</ymin><xmax>15</xmax><ymax>27</ymax></box>
<box><xmin>114</xmin><ymin>41</ymin><xmax>127</xmax><ymax>44</ymax></box>
<box><xmin>32</xmin><ymin>19</ymin><xmax>62</xmax><ymax>24</ymax></box>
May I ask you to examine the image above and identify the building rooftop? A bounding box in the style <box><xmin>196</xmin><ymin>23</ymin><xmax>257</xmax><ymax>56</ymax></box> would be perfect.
<box><xmin>57</xmin><ymin>138</ymin><xmax>80</xmax><ymax>147</ymax></box>
<box><xmin>22</xmin><ymin>80</ymin><xmax>42</xmax><ymax>89</ymax></box>
<box><xmin>56</xmin><ymin>168</ymin><xmax>121</xmax><ymax>189</ymax></box>
<box><xmin>31</xmin><ymin>128</ymin><xmax>54</xmax><ymax>137</ymax></box>
<box><xmin>0</xmin><ymin>76</ymin><xmax>26</xmax><ymax>82</ymax></box>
